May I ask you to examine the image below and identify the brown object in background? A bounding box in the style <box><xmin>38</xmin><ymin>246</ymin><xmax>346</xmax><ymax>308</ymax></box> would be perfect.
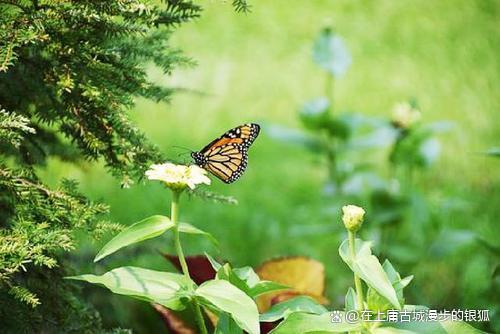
<box><xmin>255</xmin><ymin>256</ymin><xmax>329</xmax><ymax>313</ymax></box>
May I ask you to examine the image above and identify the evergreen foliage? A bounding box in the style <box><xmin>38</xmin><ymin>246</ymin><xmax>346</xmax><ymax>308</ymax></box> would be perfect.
<box><xmin>0</xmin><ymin>0</ymin><xmax>221</xmax><ymax>331</ymax></box>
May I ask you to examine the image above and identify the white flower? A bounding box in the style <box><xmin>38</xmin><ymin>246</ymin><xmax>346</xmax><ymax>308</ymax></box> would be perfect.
<box><xmin>342</xmin><ymin>205</ymin><xmax>365</xmax><ymax>232</ymax></box>
<box><xmin>392</xmin><ymin>102</ymin><xmax>421</xmax><ymax>129</ymax></box>
<box><xmin>145</xmin><ymin>162</ymin><xmax>211</xmax><ymax>190</ymax></box>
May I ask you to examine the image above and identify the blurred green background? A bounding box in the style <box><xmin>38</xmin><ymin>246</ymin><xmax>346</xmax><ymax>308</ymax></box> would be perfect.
<box><xmin>40</xmin><ymin>0</ymin><xmax>499</xmax><ymax>332</ymax></box>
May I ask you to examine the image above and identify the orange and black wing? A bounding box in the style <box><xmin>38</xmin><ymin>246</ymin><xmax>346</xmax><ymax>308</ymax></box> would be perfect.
<box><xmin>193</xmin><ymin>123</ymin><xmax>260</xmax><ymax>183</ymax></box>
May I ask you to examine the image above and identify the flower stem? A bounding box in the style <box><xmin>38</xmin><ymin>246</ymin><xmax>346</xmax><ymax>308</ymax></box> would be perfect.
<box><xmin>326</xmin><ymin>72</ymin><xmax>334</xmax><ymax>113</ymax></box>
<box><xmin>170</xmin><ymin>190</ymin><xmax>208</xmax><ymax>334</ymax></box>
<box><xmin>171</xmin><ymin>191</ymin><xmax>189</xmax><ymax>279</ymax></box>
<box><xmin>348</xmin><ymin>231</ymin><xmax>364</xmax><ymax>312</ymax></box>
<box><xmin>325</xmin><ymin>72</ymin><xmax>340</xmax><ymax>190</ymax></box>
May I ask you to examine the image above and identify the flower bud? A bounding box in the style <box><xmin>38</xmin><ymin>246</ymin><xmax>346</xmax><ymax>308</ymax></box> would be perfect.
<box><xmin>342</xmin><ymin>205</ymin><xmax>365</xmax><ymax>232</ymax></box>
<box><xmin>391</xmin><ymin>102</ymin><xmax>421</xmax><ymax>129</ymax></box>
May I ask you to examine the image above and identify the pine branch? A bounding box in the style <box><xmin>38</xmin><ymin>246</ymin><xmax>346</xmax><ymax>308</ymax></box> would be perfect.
<box><xmin>8</xmin><ymin>285</ymin><xmax>40</xmax><ymax>308</ymax></box>
<box><xmin>232</xmin><ymin>0</ymin><xmax>251</xmax><ymax>13</ymax></box>
<box><xmin>0</xmin><ymin>108</ymin><xmax>35</xmax><ymax>147</ymax></box>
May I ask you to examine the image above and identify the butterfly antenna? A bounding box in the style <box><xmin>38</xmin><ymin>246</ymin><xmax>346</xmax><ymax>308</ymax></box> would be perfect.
<box><xmin>171</xmin><ymin>145</ymin><xmax>193</xmax><ymax>154</ymax></box>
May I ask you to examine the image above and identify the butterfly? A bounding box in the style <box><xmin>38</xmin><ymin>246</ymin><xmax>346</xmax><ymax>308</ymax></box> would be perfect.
<box><xmin>191</xmin><ymin>123</ymin><xmax>260</xmax><ymax>183</ymax></box>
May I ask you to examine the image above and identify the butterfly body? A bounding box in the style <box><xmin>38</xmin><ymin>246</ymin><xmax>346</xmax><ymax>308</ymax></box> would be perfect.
<box><xmin>191</xmin><ymin>123</ymin><xmax>260</xmax><ymax>183</ymax></box>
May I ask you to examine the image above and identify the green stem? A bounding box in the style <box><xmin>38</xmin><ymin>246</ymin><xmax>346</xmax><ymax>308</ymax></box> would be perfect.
<box><xmin>326</xmin><ymin>72</ymin><xmax>334</xmax><ymax>112</ymax></box>
<box><xmin>170</xmin><ymin>190</ymin><xmax>208</xmax><ymax>334</ymax></box>
<box><xmin>348</xmin><ymin>231</ymin><xmax>364</xmax><ymax>312</ymax></box>
<box><xmin>325</xmin><ymin>72</ymin><xmax>340</xmax><ymax>189</ymax></box>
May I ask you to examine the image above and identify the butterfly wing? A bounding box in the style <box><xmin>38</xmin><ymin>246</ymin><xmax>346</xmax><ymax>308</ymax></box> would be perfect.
<box><xmin>194</xmin><ymin>123</ymin><xmax>260</xmax><ymax>183</ymax></box>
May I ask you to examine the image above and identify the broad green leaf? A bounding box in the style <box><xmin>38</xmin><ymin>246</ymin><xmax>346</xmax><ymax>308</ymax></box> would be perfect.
<box><xmin>260</xmin><ymin>296</ymin><xmax>327</xmax><ymax>322</ymax></box>
<box><xmin>94</xmin><ymin>215</ymin><xmax>173</xmax><ymax>262</ymax></box>
<box><xmin>383</xmin><ymin>259</ymin><xmax>413</xmax><ymax>305</ymax></box>
<box><xmin>350</xmin><ymin>125</ymin><xmax>399</xmax><ymax>149</ymax></box>
<box><xmin>419</xmin><ymin>138</ymin><xmax>441</xmax><ymax>166</ymax></box>
<box><xmin>299</xmin><ymin>98</ymin><xmax>330</xmax><ymax>131</ymax></box>
<box><xmin>67</xmin><ymin>266</ymin><xmax>193</xmax><ymax>310</ymax></box>
<box><xmin>391</xmin><ymin>321</ymin><xmax>446</xmax><ymax>334</ymax></box>
<box><xmin>195</xmin><ymin>280</ymin><xmax>259</xmax><ymax>334</ymax></box>
<box><xmin>248</xmin><ymin>280</ymin><xmax>288</xmax><ymax>298</ymax></box>
<box><xmin>339</xmin><ymin>238</ymin><xmax>401</xmax><ymax>309</ymax></box>
<box><xmin>179</xmin><ymin>222</ymin><xmax>219</xmax><ymax>247</ymax></box>
<box><xmin>390</xmin><ymin>314</ymin><xmax>485</xmax><ymax>334</ymax></box>
<box><xmin>216</xmin><ymin>263</ymin><xmax>249</xmax><ymax>294</ymax></box>
<box><xmin>215</xmin><ymin>312</ymin><xmax>244</xmax><ymax>334</ymax></box>
<box><xmin>372</xmin><ymin>327</ymin><xmax>416</xmax><ymax>334</ymax></box>
<box><xmin>325</xmin><ymin>116</ymin><xmax>351</xmax><ymax>139</ymax></box>
<box><xmin>366</xmin><ymin>259</ymin><xmax>414</xmax><ymax>312</ymax></box>
<box><xmin>403</xmin><ymin>304</ymin><xmax>429</xmax><ymax>311</ymax></box>
<box><xmin>344</xmin><ymin>287</ymin><xmax>358</xmax><ymax>311</ymax></box>
<box><xmin>485</xmin><ymin>147</ymin><xmax>500</xmax><ymax>157</ymax></box>
<box><xmin>390</xmin><ymin>316</ymin><xmax>487</xmax><ymax>334</ymax></box>
<box><xmin>269</xmin><ymin>312</ymin><xmax>362</xmax><ymax>334</ymax></box>
<box><xmin>440</xmin><ymin>320</ymin><xmax>486</xmax><ymax>333</ymax></box>
<box><xmin>233</xmin><ymin>266</ymin><xmax>260</xmax><ymax>287</ymax></box>
<box><xmin>214</xmin><ymin>260</ymin><xmax>288</xmax><ymax>299</ymax></box>
<box><xmin>264</xmin><ymin>124</ymin><xmax>326</xmax><ymax>152</ymax></box>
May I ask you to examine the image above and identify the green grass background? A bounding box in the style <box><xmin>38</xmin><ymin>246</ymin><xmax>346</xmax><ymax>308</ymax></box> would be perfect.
<box><xmin>41</xmin><ymin>0</ymin><xmax>499</xmax><ymax>331</ymax></box>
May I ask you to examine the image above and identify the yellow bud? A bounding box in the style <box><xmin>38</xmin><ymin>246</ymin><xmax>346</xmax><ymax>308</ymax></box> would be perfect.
<box><xmin>392</xmin><ymin>102</ymin><xmax>421</xmax><ymax>129</ymax></box>
<box><xmin>342</xmin><ymin>205</ymin><xmax>365</xmax><ymax>232</ymax></box>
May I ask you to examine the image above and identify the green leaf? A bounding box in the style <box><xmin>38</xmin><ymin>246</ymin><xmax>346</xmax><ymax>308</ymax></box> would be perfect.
<box><xmin>248</xmin><ymin>280</ymin><xmax>289</xmax><ymax>298</ymax></box>
<box><xmin>383</xmin><ymin>259</ymin><xmax>413</xmax><ymax>305</ymax></box>
<box><xmin>67</xmin><ymin>266</ymin><xmax>193</xmax><ymax>310</ymax></box>
<box><xmin>216</xmin><ymin>263</ymin><xmax>250</xmax><ymax>294</ymax></box>
<box><xmin>260</xmin><ymin>296</ymin><xmax>327</xmax><ymax>322</ymax></box>
<box><xmin>205</xmin><ymin>252</ymin><xmax>222</xmax><ymax>271</ymax></box>
<box><xmin>179</xmin><ymin>222</ymin><xmax>219</xmax><ymax>248</ymax></box>
<box><xmin>400</xmin><ymin>275</ymin><xmax>414</xmax><ymax>288</ymax></box>
<box><xmin>265</xmin><ymin>124</ymin><xmax>326</xmax><ymax>152</ymax></box>
<box><xmin>299</xmin><ymin>98</ymin><xmax>330</xmax><ymax>131</ymax></box>
<box><xmin>195</xmin><ymin>280</ymin><xmax>259</xmax><ymax>334</ymax></box>
<box><xmin>390</xmin><ymin>321</ymin><xmax>447</xmax><ymax>334</ymax></box>
<box><xmin>367</xmin><ymin>286</ymin><xmax>393</xmax><ymax>314</ymax></box>
<box><xmin>339</xmin><ymin>238</ymin><xmax>401</xmax><ymax>309</ymax></box>
<box><xmin>233</xmin><ymin>266</ymin><xmax>260</xmax><ymax>287</ymax></box>
<box><xmin>94</xmin><ymin>215</ymin><xmax>173</xmax><ymax>262</ymax></box>
<box><xmin>389</xmin><ymin>315</ymin><xmax>484</xmax><ymax>334</ymax></box>
<box><xmin>485</xmin><ymin>147</ymin><xmax>500</xmax><ymax>157</ymax></box>
<box><xmin>440</xmin><ymin>320</ymin><xmax>486</xmax><ymax>333</ymax></box>
<box><xmin>214</xmin><ymin>261</ymin><xmax>288</xmax><ymax>299</ymax></box>
<box><xmin>402</xmin><ymin>304</ymin><xmax>429</xmax><ymax>311</ymax></box>
<box><xmin>312</xmin><ymin>27</ymin><xmax>351</xmax><ymax>77</ymax></box>
<box><xmin>269</xmin><ymin>312</ymin><xmax>362</xmax><ymax>334</ymax></box>
<box><xmin>215</xmin><ymin>312</ymin><xmax>244</xmax><ymax>334</ymax></box>
<box><xmin>344</xmin><ymin>287</ymin><xmax>358</xmax><ymax>311</ymax></box>
<box><xmin>419</xmin><ymin>138</ymin><xmax>441</xmax><ymax>166</ymax></box>
<box><xmin>372</xmin><ymin>327</ymin><xmax>417</xmax><ymax>334</ymax></box>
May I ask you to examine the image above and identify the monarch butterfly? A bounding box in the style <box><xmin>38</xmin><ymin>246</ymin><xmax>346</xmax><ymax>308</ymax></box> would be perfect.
<box><xmin>191</xmin><ymin>123</ymin><xmax>260</xmax><ymax>183</ymax></box>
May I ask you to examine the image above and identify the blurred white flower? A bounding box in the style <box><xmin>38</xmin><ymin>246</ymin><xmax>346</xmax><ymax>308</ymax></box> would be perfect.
<box><xmin>145</xmin><ymin>162</ymin><xmax>211</xmax><ymax>190</ymax></box>
<box><xmin>392</xmin><ymin>102</ymin><xmax>421</xmax><ymax>129</ymax></box>
<box><xmin>342</xmin><ymin>205</ymin><xmax>365</xmax><ymax>232</ymax></box>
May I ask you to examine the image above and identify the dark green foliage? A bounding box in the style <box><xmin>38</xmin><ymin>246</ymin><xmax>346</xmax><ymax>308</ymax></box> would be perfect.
<box><xmin>0</xmin><ymin>0</ymin><xmax>202</xmax><ymax>183</ymax></box>
<box><xmin>0</xmin><ymin>0</ymin><xmax>202</xmax><ymax>331</ymax></box>
<box><xmin>232</xmin><ymin>0</ymin><xmax>251</xmax><ymax>13</ymax></box>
